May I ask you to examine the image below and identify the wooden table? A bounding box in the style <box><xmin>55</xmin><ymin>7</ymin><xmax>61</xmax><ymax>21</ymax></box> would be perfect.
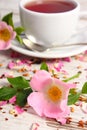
<box><xmin>0</xmin><ymin>0</ymin><xmax>87</xmax><ymax>130</ymax></box>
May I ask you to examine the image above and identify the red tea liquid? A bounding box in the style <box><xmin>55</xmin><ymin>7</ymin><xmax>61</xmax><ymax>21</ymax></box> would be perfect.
<box><xmin>24</xmin><ymin>0</ymin><xmax>76</xmax><ymax>13</ymax></box>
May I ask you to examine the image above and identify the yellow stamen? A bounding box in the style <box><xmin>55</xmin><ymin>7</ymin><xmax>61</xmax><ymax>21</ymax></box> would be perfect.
<box><xmin>47</xmin><ymin>86</ymin><xmax>62</xmax><ymax>102</ymax></box>
<box><xmin>0</xmin><ymin>28</ymin><xmax>11</xmax><ymax>42</ymax></box>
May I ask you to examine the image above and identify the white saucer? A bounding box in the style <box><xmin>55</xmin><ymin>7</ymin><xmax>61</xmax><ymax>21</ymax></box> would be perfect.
<box><xmin>11</xmin><ymin>13</ymin><xmax>87</xmax><ymax>59</ymax></box>
<box><xmin>11</xmin><ymin>40</ymin><xmax>87</xmax><ymax>59</ymax></box>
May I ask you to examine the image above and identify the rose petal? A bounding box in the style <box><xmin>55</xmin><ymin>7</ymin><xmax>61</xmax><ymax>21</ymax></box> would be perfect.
<box><xmin>30</xmin><ymin>70</ymin><xmax>52</xmax><ymax>91</ymax></box>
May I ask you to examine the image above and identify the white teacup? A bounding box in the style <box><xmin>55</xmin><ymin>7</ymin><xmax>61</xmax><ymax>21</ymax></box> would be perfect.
<box><xmin>19</xmin><ymin>0</ymin><xmax>80</xmax><ymax>47</ymax></box>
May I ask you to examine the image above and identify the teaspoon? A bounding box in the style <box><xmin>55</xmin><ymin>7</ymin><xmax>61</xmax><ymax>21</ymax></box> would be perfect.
<box><xmin>23</xmin><ymin>38</ymin><xmax>87</xmax><ymax>52</ymax></box>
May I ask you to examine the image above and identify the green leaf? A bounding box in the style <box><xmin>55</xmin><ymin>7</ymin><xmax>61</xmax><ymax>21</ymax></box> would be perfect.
<box><xmin>63</xmin><ymin>72</ymin><xmax>81</xmax><ymax>82</ymax></box>
<box><xmin>0</xmin><ymin>87</ymin><xmax>17</xmax><ymax>101</ymax></box>
<box><xmin>16</xmin><ymin>34</ymin><xmax>23</xmax><ymax>44</ymax></box>
<box><xmin>81</xmin><ymin>82</ymin><xmax>87</xmax><ymax>94</ymax></box>
<box><xmin>16</xmin><ymin>88</ymin><xmax>32</xmax><ymax>107</ymax></box>
<box><xmin>2</xmin><ymin>12</ymin><xmax>14</xmax><ymax>28</ymax></box>
<box><xmin>16</xmin><ymin>92</ymin><xmax>27</xmax><ymax>107</ymax></box>
<box><xmin>40</xmin><ymin>62</ymin><xmax>48</xmax><ymax>71</ymax></box>
<box><xmin>14</xmin><ymin>27</ymin><xmax>24</xmax><ymax>35</ymax></box>
<box><xmin>68</xmin><ymin>92</ymin><xmax>81</xmax><ymax>105</ymax></box>
<box><xmin>69</xmin><ymin>88</ymin><xmax>77</xmax><ymax>94</ymax></box>
<box><xmin>7</xmin><ymin>76</ymin><xmax>29</xmax><ymax>90</ymax></box>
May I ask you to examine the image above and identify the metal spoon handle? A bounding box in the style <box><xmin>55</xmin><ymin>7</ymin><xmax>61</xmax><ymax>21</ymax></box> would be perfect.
<box><xmin>23</xmin><ymin>38</ymin><xmax>87</xmax><ymax>52</ymax></box>
<box><xmin>52</xmin><ymin>42</ymin><xmax>87</xmax><ymax>48</ymax></box>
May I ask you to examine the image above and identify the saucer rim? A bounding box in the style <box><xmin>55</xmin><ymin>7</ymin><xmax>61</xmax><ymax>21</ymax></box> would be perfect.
<box><xmin>11</xmin><ymin>39</ymin><xmax>87</xmax><ymax>59</ymax></box>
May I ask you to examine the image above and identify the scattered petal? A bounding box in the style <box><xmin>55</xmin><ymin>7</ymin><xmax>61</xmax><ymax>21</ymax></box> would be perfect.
<box><xmin>0</xmin><ymin>101</ymin><xmax>7</xmax><ymax>106</ymax></box>
<box><xmin>9</xmin><ymin>96</ymin><xmax>16</xmax><ymax>104</ymax></box>
<box><xmin>54</xmin><ymin>61</ymin><xmax>63</xmax><ymax>72</ymax></box>
<box><xmin>14</xmin><ymin>105</ymin><xmax>24</xmax><ymax>114</ymax></box>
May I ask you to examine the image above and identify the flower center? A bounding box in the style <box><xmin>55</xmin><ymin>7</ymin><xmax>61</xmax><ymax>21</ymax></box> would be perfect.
<box><xmin>47</xmin><ymin>86</ymin><xmax>62</xmax><ymax>102</ymax></box>
<box><xmin>0</xmin><ymin>29</ymin><xmax>11</xmax><ymax>42</ymax></box>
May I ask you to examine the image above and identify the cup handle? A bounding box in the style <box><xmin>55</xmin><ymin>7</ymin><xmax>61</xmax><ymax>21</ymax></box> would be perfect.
<box><xmin>68</xmin><ymin>11</ymin><xmax>87</xmax><ymax>40</ymax></box>
<box><xmin>77</xmin><ymin>11</ymin><xmax>87</xmax><ymax>34</ymax></box>
<box><xmin>79</xmin><ymin>11</ymin><xmax>87</xmax><ymax>19</ymax></box>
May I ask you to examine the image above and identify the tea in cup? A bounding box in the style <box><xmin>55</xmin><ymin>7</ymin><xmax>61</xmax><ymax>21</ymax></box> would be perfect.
<box><xmin>19</xmin><ymin>0</ymin><xmax>80</xmax><ymax>47</ymax></box>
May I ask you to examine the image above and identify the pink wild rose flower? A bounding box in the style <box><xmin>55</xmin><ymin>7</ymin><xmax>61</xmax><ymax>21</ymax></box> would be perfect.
<box><xmin>27</xmin><ymin>70</ymin><xmax>76</xmax><ymax>124</ymax></box>
<box><xmin>0</xmin><ymin>21</ymin><xmax>16</xmax><ymax>50</ymax></box>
